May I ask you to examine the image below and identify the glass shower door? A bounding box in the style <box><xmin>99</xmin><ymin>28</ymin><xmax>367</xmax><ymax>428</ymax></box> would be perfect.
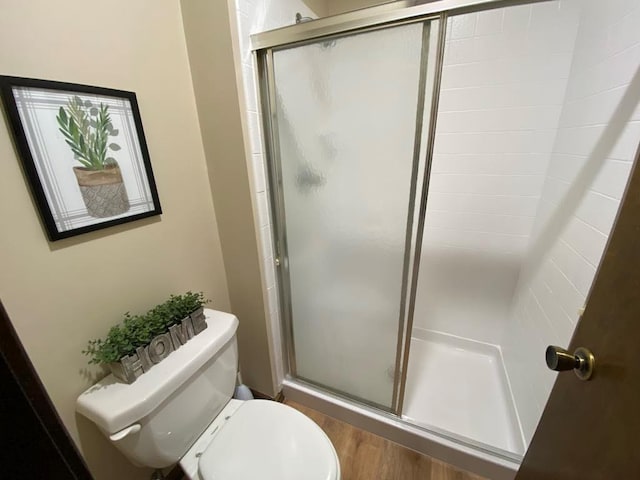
<box><xmin>269</xmin><ymin>21</ymin><xmax>432</xmax><ymax>409</ymax></box>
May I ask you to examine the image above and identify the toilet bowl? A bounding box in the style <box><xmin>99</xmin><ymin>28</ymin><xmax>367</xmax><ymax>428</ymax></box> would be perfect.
<box><xmin>76</xmin><ymin>309</ymin><xmax>340</xmax><ymax>480</ymax></box>
<box><xmin>181</xmin><ymin>399</ymin><xmax>340</xmax><ymax>480</ymax></box>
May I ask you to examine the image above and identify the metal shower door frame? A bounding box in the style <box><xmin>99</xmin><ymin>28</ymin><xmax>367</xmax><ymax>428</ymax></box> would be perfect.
<box><xmin>255</xmin><ymin>15</ymin><xmax>442</xmax><ymax>415</ymax></box>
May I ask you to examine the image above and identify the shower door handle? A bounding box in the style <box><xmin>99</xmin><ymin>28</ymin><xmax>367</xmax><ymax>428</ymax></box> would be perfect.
<box><xmin>545</xmin><ymin>345</ymin><xmax>595</xmax><ymax>381</ymax></box>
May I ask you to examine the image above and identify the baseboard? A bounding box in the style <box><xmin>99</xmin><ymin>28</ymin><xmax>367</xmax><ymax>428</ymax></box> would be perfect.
<box><xmin>249</xmin><ymin>388</ymin><xmax>284</xmax><ymax>402</ymax></box>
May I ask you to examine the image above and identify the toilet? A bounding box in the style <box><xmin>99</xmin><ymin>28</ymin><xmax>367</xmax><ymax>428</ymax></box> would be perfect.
<box><xmin>76</xmin><ymin>309</ymin><xmax>340</xmax><ymax>480</ymax></box>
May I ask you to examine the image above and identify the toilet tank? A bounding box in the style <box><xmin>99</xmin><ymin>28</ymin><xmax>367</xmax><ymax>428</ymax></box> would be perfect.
<box><xmin>76</xmin><ymin>309</ymin><xmax>239</xmax><ymax>468</ymax></box>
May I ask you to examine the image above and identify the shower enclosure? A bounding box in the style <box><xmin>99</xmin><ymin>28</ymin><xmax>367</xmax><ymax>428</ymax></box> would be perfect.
<box><xmin>252</xmin><ymin>0</ymin><xmax>640</xmax><ymax>476</ymax></box>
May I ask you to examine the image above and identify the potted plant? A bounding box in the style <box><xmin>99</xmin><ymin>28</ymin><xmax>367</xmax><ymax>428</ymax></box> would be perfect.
<box><xmin>56</xmin><ymin>96</ymin><xmax>130</xmax><ymax>218</ymax></box>
<box><xmin>83</xmin><ymin>292</ymin><xmax>209</xmax><ymax>384</ymax></box>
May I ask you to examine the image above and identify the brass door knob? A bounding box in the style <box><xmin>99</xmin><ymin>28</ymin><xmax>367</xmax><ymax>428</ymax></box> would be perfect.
<box><xmin>545</xmin><ymin>346</ymin><xmax>595</xmax><ymax>381</ymax></box>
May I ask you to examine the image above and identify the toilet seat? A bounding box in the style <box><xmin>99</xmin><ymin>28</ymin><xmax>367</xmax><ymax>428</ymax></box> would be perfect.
<box><xmin>198</xmin><ymin>400</ymin><xmax>340</xmax><ymax>480</ymax></box>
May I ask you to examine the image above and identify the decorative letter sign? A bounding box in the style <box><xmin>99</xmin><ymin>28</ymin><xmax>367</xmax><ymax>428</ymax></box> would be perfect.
<box><xmin>110</xmin><ymin>310</ymin><xmax>208</xmax><ymax>384</ymax></box>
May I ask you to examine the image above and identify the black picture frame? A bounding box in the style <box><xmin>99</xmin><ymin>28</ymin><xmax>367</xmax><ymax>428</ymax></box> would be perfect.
<box><xmin>0</xmin><ymin>76</ymin><xmax>161</xmax><ymax>241</ymax></box>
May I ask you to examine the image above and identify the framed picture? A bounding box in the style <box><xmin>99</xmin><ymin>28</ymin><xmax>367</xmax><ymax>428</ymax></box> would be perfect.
<box><xmin>0</xmin><ymin>76</ymin><xmax>161</xmax><ymax>241</ymax></box>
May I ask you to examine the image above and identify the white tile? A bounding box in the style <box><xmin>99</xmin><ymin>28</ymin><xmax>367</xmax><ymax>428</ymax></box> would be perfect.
<box><xmin>569</xmin><ymin>32</ymin><xmax>609</xmax><ymax>73</ymax></box>
<box><xmin>546</xmin><ymin>153</ymin><xmax>585</xmax><ymax>183</ymax></box>
<box><xmin>428</xmin><ymin>173</ymin><xmax>544</xmax><ymax>196</ymax></box>
<box><xmin>609</xmin><ymin>121</ymin><xmax>640</xmax><ymax>161</ymax></box>
<box><xmin>235</xmin><ymin>11</ymin><xmax>252</xmax><ymax>66</ymax></box>
<box><xmin>436</xmin><ymin>106</ymin><xmax>562</xmax><ymax>133</ymax></box>
<box><xmin>550</xmin><ymin>240</ymin><xmax>598</xmax><ymax>297</ymax></box>
<box><xmin>430</xmin><ymin>153</ymin><xmax>550</xmax><ymax>175</ymax></box>
<box><xmin>448</xmin><ymin>13</ymin><xmax>477</xmax><ymax>40</ymax></box>
<box><xmin>553</xmin><ymin>125</ymin><xmax>603</xmax><ymax>157</ymax></box>
<box><xmin>526</xmin><ymin>22</ymin><xmax>580</xmax><ymax>56</ymax></box>
<box><xmin>442</xmin><ymin>53</ymin><xmax>573</xmax><ymax>89</ymax></box>
<box><xmin>251</xmin><ymin>153</ymin><xmax>266</xmax><ymax>193</ymax></box>
<box><xmin>575</xmin><ymin>190</ymin><xmax>620</xmax><ymax>235</ymax></box>
<box><xmin>235</xmin><ymin>0</ymin><xmax>254</xmax><ymax>16</ymax></box>
<box><xmin>423</xmin><ymin>226</ymin><xmax>529</xmax><ymax>254</ymax></box>
<box><xmin>242</xmin><ymin>63</ymin><xmax>258</xmax><ymax>113</ymax></box>
<box><xmin>425</xmin><ymin>210</ymin><xmax>534</xmax><ymax>236</ymax></box>
<box><xmin>523</xmin><ymin>289</ymin><xmax>560</xmax><ymax>351</ymax></box>
<box><xmin>502</xmin><ymin>4</ymin><xmax>531</xmax><ymax>33</ymax></box>
<box><xmin>439</xmin><ymin>80</ymin><xmax>568</xmax><ymax>111</ymax></box>
<box><xmin>247</xmin><ymin>111</ymin><xmax>263</xmax><ymax>154</ymax></box>
<box><xmin>529</xmin><ymin>0</ymin><xmax>563</xmax><ymax>29</ymax></box>
<box><xmin>560</xmin><ymin>86</ymin><xmax>629</xmax><ymax>128</ymax></box>
<box><xmin>444</xmin><ymin>38</ymin><xmax>476</xmax><ymax>66</ymax></box>
<box><xmin>264</xmin><ymin>256</ymin><xmax>276</xmax><ymax>288</ymax></box>
<box><xmin>475</xmin><ymin>8</ymin><xmax>504</xmax><ymax>36</ymax></box>
<box><xmin>545</xmin><ymin>258</ymin><xmax>586</xmax><ymax>324</ymax></box>
<box><xmin>591</xmin><ymin>159</ymin><xmax>633</xmax><ymax>199</ymax></box>
<box><xmin>266</xmin><ymin>286</ymin><xmax>278</xmax><ymax>314</ymax></box>
<box><xmin>426</xmin><ymin>192</ymin><xmax>541</xmax><ymax>216</ymax></box>
<box><xmin>607</xmin><ymin>8</ymin><xmax>640</xmax><ymax>56</ymax></box>
<box><xmin>479</xmin><ymin>30</ymin><xmax>527</xmax><ymax>61</ymax></box>
<box><xmin>255</xmin><ymin>190</ymin><xmax>270</xmax><ymax>227</ymax></box>
<box><xmin>538</xmin><ymin>176</ymin><xmax>569</xmax><ymax>206</ymax></box>
<box><xmin>529</xmin><ymin>272</ymin><xmax>576</xmax><ymax>344</ymax></box>
<box><xmin>569</xmin><ymin>26</ymin><xmax>640</xmax><ymax>100</ymax></box>
<box><xmin>435</xmin><ymin>131</ymin><xmax>544</xmax><ymax>154</ymax></box>
<box><xmin>562</xmin><ymin>217</ymin><xmax>607</xmax><ymax>267</ymax></box>
<box><xmin>259</xmin><ymin>225</ymin><xmax>274</xmax><ymax>259</ymax></box>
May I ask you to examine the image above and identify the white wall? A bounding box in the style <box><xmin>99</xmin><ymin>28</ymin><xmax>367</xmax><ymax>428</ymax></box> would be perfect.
<box><xmin>414</xmin><ymin>1</ymin><xmax>581</xmax><ymax>344</ymax></box>
<box><xmin>502</xmin><ymin>0</ymin><xmax>640</xmax><ymax>444</ymax></box>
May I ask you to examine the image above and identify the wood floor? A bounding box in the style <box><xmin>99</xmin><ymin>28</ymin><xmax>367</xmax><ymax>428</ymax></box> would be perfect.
<box><xmin>285</xmin><ymin>399</ymin><xmax>487</xmax><ymax>480</ymax></box>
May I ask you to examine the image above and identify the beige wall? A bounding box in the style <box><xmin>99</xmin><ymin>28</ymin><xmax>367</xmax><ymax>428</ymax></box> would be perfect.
<box><xmin>326</xmin><ymin>0</ymin><xmax>392</xmax><ymax>15</ymax></box>
<box><xmin>303</xmin><ymin>0</ymin><xmax>330</xmax><ymax>16</ymax></box>
<box><xmin>0</xmin><ymin>0</ymin><xmax>231</xmax><ymax>479</ymax></box>
<box><xmin>180</xmin><ymin>0</ymin><xmax>276</xmax><ymax>396</ymax></box>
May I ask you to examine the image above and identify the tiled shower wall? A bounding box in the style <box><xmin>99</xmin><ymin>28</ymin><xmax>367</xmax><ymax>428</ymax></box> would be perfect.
<box><xmin>232</xmin><ymin>0</ymin><xmax>323</xmax><ymax>388</ymax></box>
<box><xmin>502</xmin><ymin>0</ymin><xmax>640</xmax><ymax>444</ymax></box>
<box><xmin>413</xmin><ymin>1</ymin><xmax>581</xmax><ymax>345</ymax></box>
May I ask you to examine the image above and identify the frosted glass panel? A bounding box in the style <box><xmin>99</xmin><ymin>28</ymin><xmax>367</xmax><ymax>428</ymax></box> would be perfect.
<box><xmin>273</xmin><ymin>23</ymin><xmax>425</xmax><ymax>408</ymax></box>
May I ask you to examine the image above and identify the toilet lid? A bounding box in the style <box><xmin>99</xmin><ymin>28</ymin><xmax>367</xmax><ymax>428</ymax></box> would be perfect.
<box><xmin>199</xmin><ymin>400</ymin><xmax>339</xmax><ymax>480</ymax></box>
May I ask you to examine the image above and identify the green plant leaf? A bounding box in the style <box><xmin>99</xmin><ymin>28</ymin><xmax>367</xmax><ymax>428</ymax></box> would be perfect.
<box><xmin>69</xmin><ymin>118</ymin><xmax>78</xmax><ymax>137</ymax></box>
<box><xmin>108</xmin><ymin>143</ymin><xmax>121</xmax><ymax>151</ymax></box>
<box><xmin>82</xmin><ymin>292</ymin><xmax>209</xmax><ymax>365</ymax></box>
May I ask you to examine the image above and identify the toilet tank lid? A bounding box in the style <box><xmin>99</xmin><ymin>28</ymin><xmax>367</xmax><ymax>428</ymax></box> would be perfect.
<box><xmin>76</xmin><ymin>309</ymin><xmax>238</xmax><ymax>435</ymax></box>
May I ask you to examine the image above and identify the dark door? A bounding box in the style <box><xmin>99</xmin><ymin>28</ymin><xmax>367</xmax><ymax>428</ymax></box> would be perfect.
<box><xmin>0</xmin><ymin>301</ymin><xmax>93</xmax><ymax>479</ymax></box>
<box><xmin>516</xmin><ymin>145</ymin><xmax>640</xmax><ymax>479</ymax></box>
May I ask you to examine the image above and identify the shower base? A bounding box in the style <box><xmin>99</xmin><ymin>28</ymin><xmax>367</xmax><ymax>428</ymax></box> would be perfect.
<box><xmin>403</xmin><ymin>329</ymin><xmax>524</xmax><ymax>455</ymax></box>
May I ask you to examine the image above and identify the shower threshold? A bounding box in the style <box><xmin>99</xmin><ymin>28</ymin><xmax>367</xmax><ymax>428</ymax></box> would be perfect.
<box><xmin>282</xmin><ymin>376</ymin><xmax>520</xmax><ymax>480</ymax></box>
<box><xmin>403</xmin><ymin>329</ymin><xmax>525</xmax><ymax>455</ymax></box>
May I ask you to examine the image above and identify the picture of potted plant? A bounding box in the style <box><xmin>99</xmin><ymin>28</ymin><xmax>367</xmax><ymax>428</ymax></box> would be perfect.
<box><xmin>83</xmin><ymin>292</ymin><xmax>210</xmax><ymax>383</ymax></box>
<box><xmin>56</xmin><ymin>96</ymin><xmax>130</xmax><ymax>218</ymax></box>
